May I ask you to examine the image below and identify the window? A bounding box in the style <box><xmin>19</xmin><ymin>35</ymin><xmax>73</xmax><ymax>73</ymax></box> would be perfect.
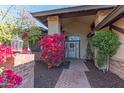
<box><xmin>66</xmin><ymin>36</ymin><xmax>80</xmax><ymax>41</ymax></box>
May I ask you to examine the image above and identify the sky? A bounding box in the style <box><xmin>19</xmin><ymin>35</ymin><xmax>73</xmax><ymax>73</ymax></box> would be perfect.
<box><xmin>1</xmin><ymin>5</ymin><xmax>75</xmax><ymax>12</ymax></box>
<box><xmin>24</xmin><ymin>5</ymin><xmax>75</xmax><ymax>13</ymax></box>
<box><xmin>0</xmin><ymin>5</ymin><xmax>76</xmax><ymax>29</ymax></box>
<box><xmin>0</xmin><ymin>5</ymin><xmax>76</xmax><ymax>18</ymax></box>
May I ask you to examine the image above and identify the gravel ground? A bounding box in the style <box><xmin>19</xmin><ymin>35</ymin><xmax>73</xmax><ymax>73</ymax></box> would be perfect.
<box><xmin>34</xmin><ymin>61</ymin><xmax>70</xmax><ymax>88</ymax></box>
<box><xmin>85</xmin><ymin>60</ymin><xmax>124</xmax><ymax>88</ymax></box>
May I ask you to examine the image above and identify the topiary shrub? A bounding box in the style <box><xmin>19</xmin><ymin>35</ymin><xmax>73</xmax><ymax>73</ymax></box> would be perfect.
<box><xmin>91</xmin><ymin>30</ymin><xmax>120</xmax><ymax>70</ymax></box>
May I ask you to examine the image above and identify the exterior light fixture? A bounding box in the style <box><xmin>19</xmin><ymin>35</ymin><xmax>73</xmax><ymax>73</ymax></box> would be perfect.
<box><xmin>11</xmin><ymin>34</ymin><xmax>23</xmax><ymax>53</ymax></box>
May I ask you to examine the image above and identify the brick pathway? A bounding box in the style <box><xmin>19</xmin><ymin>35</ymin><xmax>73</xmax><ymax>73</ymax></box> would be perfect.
<box><xmin>55</xmin><ymin>60</ymin><xmax>91</xmax><ymax>88</ymax></box>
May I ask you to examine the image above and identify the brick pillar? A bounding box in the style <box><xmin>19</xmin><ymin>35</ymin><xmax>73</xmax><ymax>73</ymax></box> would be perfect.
<box><xmin>13</xmin><ymin>54</ymin><xmax>35</xmax><ymax>88</ymax></box>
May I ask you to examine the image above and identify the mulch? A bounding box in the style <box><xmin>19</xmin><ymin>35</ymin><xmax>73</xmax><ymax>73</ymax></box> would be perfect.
<box><xmin>85</xmin><ymin>60</ymin><xmax>124</xmax><ymax>88</ymax></box>
<box><xmin>34</xmin><ymin>59</ymin><xmax>124</xmax><ymax>88</ymax></box>
<box><xmin>34</xmin><ymin>61</ymin><xmax>70</xmax><ymax>88</ymax></box>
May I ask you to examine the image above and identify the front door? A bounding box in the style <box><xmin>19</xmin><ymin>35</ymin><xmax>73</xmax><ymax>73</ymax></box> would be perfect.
<box><xmin>65</xmin><ymin>36</ymin><xmax>80</xmax><ymax>59</ymax></box>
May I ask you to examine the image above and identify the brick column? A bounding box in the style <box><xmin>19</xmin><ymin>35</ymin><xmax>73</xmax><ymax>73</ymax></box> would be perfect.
<box><xmin>13</xmin><ymin>54</ymin><xmax>35</xmax><ymax>88</ymax></box>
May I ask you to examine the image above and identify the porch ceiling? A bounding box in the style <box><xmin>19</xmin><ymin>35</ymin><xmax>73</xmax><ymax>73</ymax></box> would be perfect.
<box><xmin>31</xmin><ymin>5</ymin><xmax>115</xmax><ymax>26</ymax></box>
<box><xmin>61</xmin><ymin>15</ymin><xmax>95</xmax><ymax>35</ymax></box>
<box><xmin>61</xmin><ymin>15</ymin><xmax>95</xmax><ymax>26</ymax></box>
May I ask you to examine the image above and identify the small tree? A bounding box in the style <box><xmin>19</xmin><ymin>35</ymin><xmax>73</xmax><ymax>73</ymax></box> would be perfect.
<box><xmin>26</xmin><ymin>26</ymin><xmax>44</xmax><ymax>44</ymax></box>
<box><xmin>91</xmin><ymin>30</ymin><xmax>120</xmax><ymax>71</ymax></box>
<box><xmin>38</xmin><ymin>34</ymin><xmax>65</xmax><ymax>68</ymax></box>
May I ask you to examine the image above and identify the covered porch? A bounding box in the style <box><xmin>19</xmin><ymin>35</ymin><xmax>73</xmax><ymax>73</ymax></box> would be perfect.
<box><xmin>32</xmin><ymin>5</ymin><xmax>114</xmax><ymax>59</ymax></box>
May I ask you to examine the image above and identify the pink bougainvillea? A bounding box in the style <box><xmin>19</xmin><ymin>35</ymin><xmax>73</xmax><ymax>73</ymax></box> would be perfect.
<box><xmin>0</xmin><ymin>45</ymin><xmax>23</xmax><ymax>88</ymax></box>
<box><xmin>38</xmin><ymin>34</ymin><xmax>65</xmax><ymax>68</ymax></box>
<box><xmin>0</xmin><ymin>46</ymin><xmax>14</xmax><ymax>69</ymax></box>
<box><xmin>0</xmin><ymin>76</ymin><xmax>3</xmax><ymax>83</ymax></box>
<box><xmin>1</xmin><ymin>69</ymin><xmax>23</xmax><ymax>88</ymax></box>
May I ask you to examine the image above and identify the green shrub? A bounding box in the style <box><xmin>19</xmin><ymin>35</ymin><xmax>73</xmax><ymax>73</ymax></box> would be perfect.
<box><xmin>0</xmin><ymin>23</ymin><xmax>15</xmax><ymax>44</ymax></box>
<box><xmin>27</xmin><ymin>26</ymin><xmax>44</xmax><ymax>44</ymax></box>
<box><xmin>96</xmin><ymin>51</ymin><xmax>107</xmax><ymax>67</ymax></box>
<box><xmin>91</xmin><ymin>30</ymin><xmax>120</xmax><ymax>69</ymax></box>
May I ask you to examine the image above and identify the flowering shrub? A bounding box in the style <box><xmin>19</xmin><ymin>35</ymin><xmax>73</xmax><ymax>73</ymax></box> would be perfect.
<box><xmin>38</xmin><ymin>34</ymin><xmax>65</xmax><ymax>68</ymax></box>
<box><xmin>21</xmin><ymin>26</ymin><xmax>44</xmax><ymax>45</ymax></box>
<box><xmin>22</xmin><ymin>32</ymin><xmax>30</xmax><ymax>54</ymax></box>
<box><xmin>0</xmin><ymin>69</ymin><xmax>23</xmax><ymax>88</ymax></box>
<box><xmin>0</xmin><ymin>46</ymin><xmax>14</xmax><ymax>69</ymax></box>
<box><xmin>0</xmin><ymin>45</ymin><xmax>23</xmax><ymax>88</ymax></box>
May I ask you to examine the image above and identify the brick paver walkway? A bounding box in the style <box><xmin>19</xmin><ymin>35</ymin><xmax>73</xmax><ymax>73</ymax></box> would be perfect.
<box><xmin>55</xmin><ymin>60</ymin><xmax>91</xmax><ymax>88</ymax></box>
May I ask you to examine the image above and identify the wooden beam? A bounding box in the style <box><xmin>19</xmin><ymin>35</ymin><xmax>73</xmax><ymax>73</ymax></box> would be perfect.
<box><xmin>95</xmin><ymin>5</ymin><xmax>124</xmax><ymax>31</ymax></box>
<box><xmin>59</xmin><ymin>10</ymin><xmax>97</xmax><ymax>18</ymax></box>
<box><xmin>110</xmin><ymin>25</ymin><xmax>124</xmax><ymax>34</ymax></box>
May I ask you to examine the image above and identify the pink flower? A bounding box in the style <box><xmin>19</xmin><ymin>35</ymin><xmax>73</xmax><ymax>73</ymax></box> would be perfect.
<box><xmin>3</xmin><ymin>69</ymin><xmax>14</xmax><ymax>75</ymax></box>
<box><xmin>0</xmin><ymin>76</ymin><xmax>3</xmax><ymax>83</ymax></box>
<box><xmin>0</xmin><ymin>45</ymin><xmax>14</xmax><ymax>67</ymax></box>
<box><xmin>4</xmin><ymin>84</ymin><xmax>14</xmax><ymax>88</ymax></box>
<box><xmin>2</xmin><ymin>69</ymin><xmax>23</xmax><ymax>88</ymax></box>
<box><xmin>23</xmin><ymin>32</ymin><xmax>28</xmax><ymax>38</ymax></box>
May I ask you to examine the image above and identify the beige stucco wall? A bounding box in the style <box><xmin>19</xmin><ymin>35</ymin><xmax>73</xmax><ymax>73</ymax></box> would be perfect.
<box><xmin>113</xmin><ymin>17</ymin><xmax>124</xmax><ymax>29</ymax></box>
<box><xmin>112</xmin><ymin>17</ymin><xmax>124</xmax><ymax>60</ymax></box>
<box><xmin>112</xmin><ymin>30</ymin><xmax>124</xmax><ymax>60</ymax></box>
<box><xmin>47</xmin><ymin>16</ymin><xmax>61</xmax><ymax>35</ymax></box>
<box><xmin>62</xmin><ymin>16</ymin><xmax>94</xmax><ymax>59</ymax></box>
